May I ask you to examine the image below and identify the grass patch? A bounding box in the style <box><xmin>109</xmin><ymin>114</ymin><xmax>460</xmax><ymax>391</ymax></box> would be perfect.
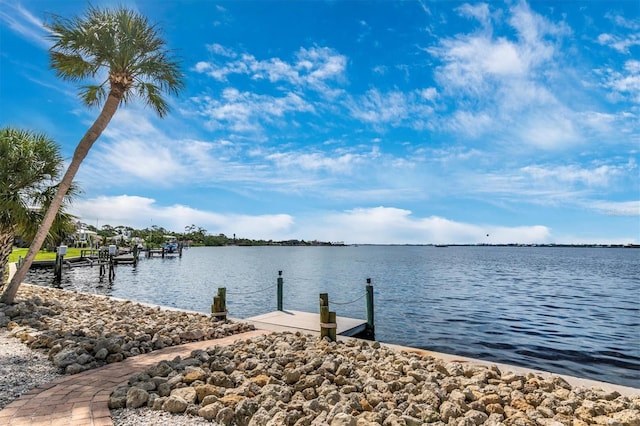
<box><xmin>9</xmin><ymin>247</ymin><xmax>88</xmax><ymax>263</ymax></box>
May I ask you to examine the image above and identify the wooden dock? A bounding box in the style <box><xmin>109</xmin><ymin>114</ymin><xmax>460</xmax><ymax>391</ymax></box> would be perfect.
<box><xmin>245</xmin><ymin>310</ymin><xmax>367</xmax><ymax>337</ymax></box>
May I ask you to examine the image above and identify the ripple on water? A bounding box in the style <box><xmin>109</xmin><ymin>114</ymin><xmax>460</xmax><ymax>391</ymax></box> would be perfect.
<box><xmin>25</xmin><ymin>245</ymin><xmax>640</xmax><ymax>388</ymax></box>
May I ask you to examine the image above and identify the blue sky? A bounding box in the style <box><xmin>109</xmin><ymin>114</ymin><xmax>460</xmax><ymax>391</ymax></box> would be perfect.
<box><xmin>1</xmin><ymin>0</ymin><xmax>639</xmax><ymax>244</ymax></box>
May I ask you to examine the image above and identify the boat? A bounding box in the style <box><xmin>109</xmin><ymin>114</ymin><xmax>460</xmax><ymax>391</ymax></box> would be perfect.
<box><xmin>163</xmin><ymin>235</ymin><xmax>179</xmax><ymax>253</ymax></box>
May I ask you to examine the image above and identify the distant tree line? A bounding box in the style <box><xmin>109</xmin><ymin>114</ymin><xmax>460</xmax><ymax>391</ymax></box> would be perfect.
<box><xmin>81</xmin><ymin>223</ymin><xmax>343</xmax><ymax>247</ymax></box>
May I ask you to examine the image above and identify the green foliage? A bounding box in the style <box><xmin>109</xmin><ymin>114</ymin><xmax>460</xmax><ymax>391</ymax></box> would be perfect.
<box><xmin>0</xmin><ymin>127</ymin><xmax>79</xmax><ymax>246</ymax></box>
<box><xmin>46</xmin><ymin>5</ymin><xmax>184</xmax><ymax>116</ymax></box>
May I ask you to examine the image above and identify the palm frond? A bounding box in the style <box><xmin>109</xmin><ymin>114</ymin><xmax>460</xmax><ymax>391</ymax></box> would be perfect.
<box><xmin>45</xmin><ymin>5</ymin><xmax>184</xmax><ymax>113</ymax></box>
<box><xmin>80</xmin><ymin>84</ymin><xmax>108</xmax><ymax>107</ymax></box>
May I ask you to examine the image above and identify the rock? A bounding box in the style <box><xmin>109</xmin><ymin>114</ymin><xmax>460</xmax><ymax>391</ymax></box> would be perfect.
<box><xmin>52</xmin><ymin>347</ymin><xmax>79</xmax><ymax>368</ymax></box>
<box><xmin>162</xmin><ymin>395</ymin><xmax>188</xmax><ymax>413</ymax></box>
<box><xmin>94</xmin><ymin>348</ymin><xmax>108</xmax><ymax>360</ymax></box>
<box><xmin>146</xmin><ymin>361</ymin><xmax>174</xmax><ymax>377</ymax></box>
<box><xmin>611</xmin><ymin>409</ymin><xmax>640</xmax><ymax>426</ymax></box>
<box><xmin>65</xmin><ymin>363</ymin><xmax>86</xmax><ymax>375</ymax></box>
<box><xmin>464</xmin><ymin>409</ymin><xmax>488</xmax><ymax>425</ymax></box>
<box><xmin>216</xmin><ymin>406</ymin><xmax>235</xmax><ymax>424</ymax></box>
<box><xmin>194</xmin><ymin>384</ymin><xmax>222</xmax><ymax>402</ymax></box>
<box><xmin>198</xmin><ymin>402</ymin><xmax>221</xmax><ymax>421</ymax></box>
<box><xmin>108</xmin><ymin>386</ymin><xmax>128</xmax><ymax>409</ymax></box>
<box><xmin>183</xmin><ymin>366</ymin><xmax>207</xmax><ymax>384</ymax></box>
<box><xmin>440</xmin><ymin>401</ymin><xmax>463</xmax><ymax>422</ymax></box>
<box><xmin>331</xmin><ymin>412</ymin><xmax>357</xmax><ymax>426</ymax></box>
<box><xmin>126</xmin><ymin>387</ymin><xmax>149</xmax><ymax>408</ymax></box>
<box><xmin>170</xmin><ymin>387</ymin><xmax>197</xmax><ymax>404</ymax></box>
<box><xmin>235</xmin><ymin>398</ymin><xmax>259</xmax><ymax>426</ymax></box>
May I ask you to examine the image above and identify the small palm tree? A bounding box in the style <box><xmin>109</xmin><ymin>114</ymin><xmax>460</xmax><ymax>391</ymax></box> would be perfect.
<box><xmin>0</xmin><ymin>127</ymin><xmax>77</xmax><ymax>280</ymax></box>
<box><xmin>1</xmin><ymin>6</ymin><xmax>184</xmax><ymax>303</ymax></box>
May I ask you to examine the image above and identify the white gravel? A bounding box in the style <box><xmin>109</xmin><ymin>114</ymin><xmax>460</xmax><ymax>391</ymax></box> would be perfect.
<box><xmin>0</xmin><ymin>330</ymin><xmax>218</xmax><ymax>424</ymax></box>
<box><xmin>110</xmin><ymin>408</ymin><xmax>220</xmax><ymax>425</ymax></box>
<box><xmin>0</xmin><ymin>329</ymin><xmax>63</xmax><ymax>409</ymax></box>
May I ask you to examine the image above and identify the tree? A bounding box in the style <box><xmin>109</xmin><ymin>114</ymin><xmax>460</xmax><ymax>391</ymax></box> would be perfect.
<box><xmin>0</xmin><ymin>6</ymin><xmax>184</xmax><ymax>304</ymax></box>
<box><xmin>0</xmin><ymin>128</ymin><xmax>77</xmax><ymax>280</ymax></box>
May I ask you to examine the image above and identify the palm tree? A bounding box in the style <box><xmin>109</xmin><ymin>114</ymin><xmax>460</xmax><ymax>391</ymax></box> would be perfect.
<box><xmin>0</xmin><ymin>127</ymin><xmax>77</xmax><ymax>281</ymax></box>
<box><xmin>0</xmin><ymin>6</ymin><xmax>184</xmax><ymax>304</ymax></box>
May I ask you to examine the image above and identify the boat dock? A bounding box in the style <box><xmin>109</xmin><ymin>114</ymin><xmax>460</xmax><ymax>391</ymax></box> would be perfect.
<box><xmin>245</xmin><ymin>310</ymin><xmax>367</xmax><ymax>337</ymax></box>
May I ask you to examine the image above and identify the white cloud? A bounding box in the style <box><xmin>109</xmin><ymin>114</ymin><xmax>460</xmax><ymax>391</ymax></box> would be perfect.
<box><xmin>348</xmin><ymin>89</ymin><xmax>409</xmax><ymax>124</ymax></box>
<box><xmin>598</xmin><ymin>12</ymin><xmax>640</xmax><ymax>53</ymax></box>
<box><xmin>0</xmin><ymin>2</ymin><xmax>49</xmax><ymax>48</ymax></box>
<box><xmin>521</xmin><ymin>164</ymin><xmax>626</xmax><ymax>187</ymax></box>
<box><xmin>194</xmin><ymin>45</ymin><xmax>347</xmax><ymax>95</ymax></box>
<box><xmin>70</xmin><ymin>200</ymin><xmax>552</xmax><ymax>245</ymax></box>
<box><xmin>346</xmin><ymin>89</ymin><xmax>435</xmax><ymax>128</ymax></box>
<box><xmin>601</xmin><ymin>60</ymin><xmax>640</xmax><ymax>103</ymax></box>
<box><xmin>266</xmin><ymin>151</ymin><xmax>362</xmax><ymax>174</ymax></box>
<box><xmin>427</xmin><ymin>1</ymin><xmax>581</xmax><ymax>149</ymax></box>
<box><xmin>587</xmin><ymin>200</ymin><xmax>640</xmax><ymax>217</ymax></box>
<box><xmin>71</xmin><ymin>195</ymin><xmax>295</xmax><ymax>240</ymax></box>
<box><xmin>305</xmin><ymin>206</ymin><xmax>551</xmax><ymax>245</ymax></box>
<box><xmin>192</xmin><ymin>88</ymin><xmax>315</xmax><ymax>134</ymax></box>
<box><xmin>456</xmin><ymin>3</ymin><xmax>491</xmax><ymax>27</ymax></box>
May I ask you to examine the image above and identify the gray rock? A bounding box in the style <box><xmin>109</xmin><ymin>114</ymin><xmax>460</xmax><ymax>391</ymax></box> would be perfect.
<box><xmin>171</xmin><ymin>387</ymin><xmax>197</xmax><ymax>404</ymax></box>
<box><xmin>216</xmin><ymin>406</ymin><xmax>235</xmax><ymax>424</ymax></box>
<box><xmin>198</xmin><ymin>402</ymin><xmax>221</xmax><ymax>421</ymax></box>
<box><xmin>52</xmin><ymin>346</ymin><xmax>79</xmax><ymax>368</ymax></box>
<box><xmin>331</xmin><ymin>412</ymin><xmax>356</xmax><ymax>426</ymax></box>
<box><xmin>235</xmin><ymin>398</ymin><xmax>259</xmax><ymax>426</ymax></box>
<box><xmin>94</xmin><ymin>348</ymin><xmax>108</xmax><ymax>360</ymax></box>
<box><xmin>162</xmin><ymin>395</ymin><xmax>188</xmax><ymax>413</ymax></box>
<box><xmin>126</xmin><ymin>387</ymin><xmax>149</xmax><ymax>409</ymax></box>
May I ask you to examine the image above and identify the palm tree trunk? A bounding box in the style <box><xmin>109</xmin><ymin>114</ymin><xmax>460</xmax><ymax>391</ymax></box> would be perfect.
<box><xmin>0</xmin><ymin>92</ymin><xmax>121</xmax><ymax>304</ymax></box>
<box><xmin>0</xmin><ymin>225</ymin><xmax>15</xmax><ymax>285</ymax></box>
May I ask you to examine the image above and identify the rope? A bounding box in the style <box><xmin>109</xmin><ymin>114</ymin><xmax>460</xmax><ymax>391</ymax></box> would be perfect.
<box><xmin>329</xmin><ymin>291</ymin><xmax>367</xmax><ymax>306</ymax></box>
<box><xmin>226</xmin><ymin>283</ymin><xmax>277</xmax><ymax>295</ymax></box>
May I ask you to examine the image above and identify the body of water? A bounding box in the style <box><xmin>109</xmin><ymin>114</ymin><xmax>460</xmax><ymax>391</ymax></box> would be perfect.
<box><xmin>25</xmin><ymin>245</ymin><xmax>640</xmax><ymax>388</ymax></box>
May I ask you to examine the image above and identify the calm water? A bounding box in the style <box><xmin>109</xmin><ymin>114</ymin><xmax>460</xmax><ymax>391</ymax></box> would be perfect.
<box><xmin>26</xmin><ymin>246</ymin><xmax>640</xmax><ymax>388</ymax></box>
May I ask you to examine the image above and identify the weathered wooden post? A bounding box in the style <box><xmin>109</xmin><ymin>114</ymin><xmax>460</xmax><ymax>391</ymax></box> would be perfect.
<box><xmin>277</xmin><ymin>270</ymin><xmax>283</xmax><ymax>311</ymax></box>
<box><xmin>132</xmin><ymin>244</ymin><xmax>139</xmax><ymax>266</ymax></box>
<box><xmin>366</xmin><ymin>278</ymin><xmax>375</xmax><ymax>339</ymax></box>
<box><xmin>108</xmin><ymin>244</ymin><xmax>116</xmax><ymax>281</ymax></box>
<box><xmin>319</xmin><ymin>293</ymin><xmax>337</xmax><ymax>341</ymax></box>
<box><xmin>54</xmin><ymin>245</ymin><xmax>67</xmax><ymax>283</ymax></box>
<box><xmin>328</xmin><ymin>311</ymin><xmax>337</xmax><ymax>341</ymax></box>
<box><xmin>178</xmin><ymin>243</ymin><xmax>183</xmax><ymax>257</ymax></box>
<box><xmin>320</xmin><ymin>293</ymin><xmax>329</xmax><ymax>339</ymax></box>
<box><xmin>211</xmin><ymin>287</ymin><xmax>227</xmax><ymax>320</ymax></box>
<box><xmin>99</xmin><ymin>251</ymin><xmax>105</xmax><ymax>278</ymax></box>
<box><xmin>161</xmin><ymin>247</ymin><xmax>165</xmax><ymax>258</ymax></box>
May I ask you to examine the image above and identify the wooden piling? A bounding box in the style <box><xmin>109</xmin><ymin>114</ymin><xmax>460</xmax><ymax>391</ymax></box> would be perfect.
<box><xmin>365</xmin><ymin>278</ymin><xmax>375</xmax><ymax>339</ymax></box>
<box><xmin>320</xmin><ymin>293</ymin><xmax>329</xmax><ymax>339</ymax></box>
<box><xmin>54</xmin><ymin>252</ymin><xmax>63</xmax><ymax>283</ymax></box>
<box><xmin>277</xmin><ymin>271</ymin><xmax>283</xmax><ymax>311</ymax></box>
<box><xmin>108</xmin><ymin>255</ymin><xmax>115</xmax><ymax>281</ymax></box>
<box><xmin>319</xmin><ymin>293</ymin><xmax>337</xmax><ymax>341</ymax></box>
<box><xmin>328</xmin><ymin>311</ymin><xmax>337</xmax><ymax>341</ymax></box>
<box><xmin>211</xmin><ymin>287</ymin><xmax>227</xmax><ymax>320</ymax></box>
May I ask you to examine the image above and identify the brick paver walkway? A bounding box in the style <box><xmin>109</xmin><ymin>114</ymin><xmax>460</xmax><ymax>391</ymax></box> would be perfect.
<box><xmin>0</xmin><ymin>330</ymin><xmax>271</xmax><ymax>426</ymax></box>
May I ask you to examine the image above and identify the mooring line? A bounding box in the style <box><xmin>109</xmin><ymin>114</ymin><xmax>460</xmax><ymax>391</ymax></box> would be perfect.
<box><xmin>226</xmin><ymin>283</ymin><xmax>277</xmax><ymax>295</ymax></box>
<box><xmin>328</xmin><ymin>291</ymin><xmax>367</xmax><ymax>306</ymax></box>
